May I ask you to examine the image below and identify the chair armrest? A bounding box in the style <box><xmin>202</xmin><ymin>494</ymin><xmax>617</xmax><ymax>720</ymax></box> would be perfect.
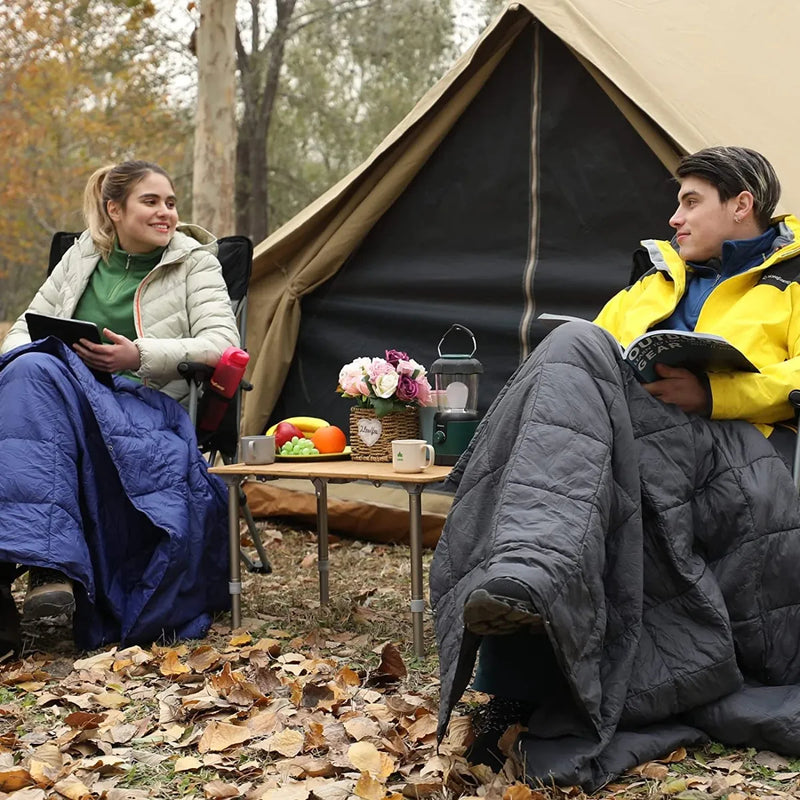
<box><xmin>178</xmin><ymin>361</ymin><xmax>215</xmax><ymax>384</ymax></box>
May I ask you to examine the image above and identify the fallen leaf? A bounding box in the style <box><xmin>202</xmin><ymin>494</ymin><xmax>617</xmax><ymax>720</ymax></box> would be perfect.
<box><xmin>15</xmin><ymin>682</ymin><xmax>46</xmax><ymax>692</ymax></box>
<box><xmin>174</xmin><ymin>756</ymin><xmax>203</xmax><ymax>772</ymax></box>
<box><xmin>187</xmin><ymin>645</ymin><xmax>223</xmax><ymax>672</ymax></box>
<box><xmin>307</xmin><ymin>779</ymin><xmax>354</xmax><ymax>800</ymax></box>
<box><xmin>229</xmin><ymin>631</ymin><xmax>253</xmax><ymax>647</ymax></box>
<box><xmin>92</xmin><ymin>691</ymin><xmax>130</xmax><ymax>709</ymax></box>
<box><xmin>0</xmin><ymin>766</ymin><xmax>33</xmax><ymax>791</ymax></box>
<box><xmin>441</xmin><ymin>716</ymin><xmax>473</xmax><ymax>751</ymax></box>
<box><xmin>261</xmin><ymin>728</ymin><xmax>304</xmax><ymax>758</ymax></box>
<box><xmin>203</xmin><ymin>779</ymin><xmax>241</xmax><ymax>798</ymax></box>
<box><xmin>3</xmin><ymin>789</ymin><xmax>45</xmax><ymax>800</ymax></box>
<box><xmin>29</xmin><ymin>743</ymin><xmax>64</xmax><ymax>787</ymax></box>
<box><xmin>348</xmin><ymin>741</ymin><xmax>382</xmax><ymax>775</ymax></box>
<box><xmin>64</xmin><ymin>711</ymin><xmax>106</xmax><ymax>730</ymax></box>
<box><xmin>344</xmin><ymin>717</ymin><xmax>382</xmax><ymax>742</ymax></box>
<box><xmin>636</xmin><ymin>762</ymin><xmax>669</xmax><ymax>780</ymax></box>
<box><xmin>404</xmin><ymin>713</ymin><xmax>437</xmax><ymax>743</ymax></box>
<box><xmin>197</xmin><ymin>721</ymin><xmax>252</xmax><ymax>753</ymax></box>
<box><xmin>401</xmin><ymin>777</ymin><xmax>443</xmax><ymax>798</ymax></box>
<box><xmin>662</xmin><ymin>778</ymin><xmax>688</xmax><ymax>795</ymax></box>
<box><xmin>367</xmin><ymin>643</ymin><xmax>406</xmax><ymax>686</ymax></box>
<box><xmin>503</xmin><ymin>786</ymin><xmax>535</xmax><ymax>800</ymax></box>
<box><xmin>336</xmin><ymin>667</ymin><xmax>361</xmax><ymax>687</ymax></box>
<box><xmin>354</xmin><ymin>772</ymin><xmax>385</xmax><ymax>800</ymax></box>
<box><xmin>259</xmin><ymin>783</ymin><xmax>310</xmax><ymax>800</ymax></box>
<box><xmin>159</xmin><ymin>649</ymin><xmax>191</xmax><ymax>677</ymax></box>
<box><xmin>251</xmin><ymin>638</ymin><xmax>282</xmax><ymax>656</ymax></box>
<box><xmin>754</xmin><ymin>751</ymin><xmax>791</xmax><ymax>770</ymax></box>
<box><xmin>73</xmin><ymin>650</ymin><xmax>116</xmax><ymax>671</ymax></box>
<box><xmin>103</xmin><ymin>791</ymin><xmax>152</xmax><ymax>800</ymax></box>
<box><xmin>52</xmin><ymin>775</ymin><xmax>94</xmax><ymax>800</ymax></box>
<box><xmin>660</xmin><ymin>747</ymin><xmax>687</xmax><ymax>763</ymax></box>
<box><xmin>287</xmin><ymin>755</ymin><xmax>335</xmax><ymax>778</ymax></box>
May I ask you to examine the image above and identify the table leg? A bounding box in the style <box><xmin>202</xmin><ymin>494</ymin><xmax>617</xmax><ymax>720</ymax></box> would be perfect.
<box><xmin>225</xmin><ymin>477</ymin><xmax>242</xmax><ymax>629</ymax></box>
<box><xmin>407</xmin><ymin>484</ymin><xmax>425</xmax><ymax>658</ymax></box>
<box><xmin>312</xmin><ymin>478</ymin><xmax>330</xmax><ymax>605</ymax></box>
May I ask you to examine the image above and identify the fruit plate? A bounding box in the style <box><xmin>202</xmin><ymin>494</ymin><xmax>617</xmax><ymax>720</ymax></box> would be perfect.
<box><xmin>276</xmin><ymin>446</ymin><xmax>352</xmax><ymax>462</ymax></box>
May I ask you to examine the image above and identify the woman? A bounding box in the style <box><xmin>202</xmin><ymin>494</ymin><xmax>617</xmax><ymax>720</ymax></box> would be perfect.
<box><xmin>0</xmin><ymin>160</ymin><xmax>240</xmax><ymax>659</ymax></box>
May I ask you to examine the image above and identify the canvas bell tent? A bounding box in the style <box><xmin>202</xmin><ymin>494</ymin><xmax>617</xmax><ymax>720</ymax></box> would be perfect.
<box><xmin>241</xmin><ymin>0</ymin><xmax>800</xmax><ymax>439</ymax></box>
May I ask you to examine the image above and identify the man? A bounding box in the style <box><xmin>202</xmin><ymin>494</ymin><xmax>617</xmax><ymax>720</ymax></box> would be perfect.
<box><xmin>595</xmin><ymin>147</ymin><xmax>798</xmax><ymax>439</ymax></box>
<box><xmin>430</xmin><ymin>147</ymin><xmax>800</xmax><ymax>789</ymax></box>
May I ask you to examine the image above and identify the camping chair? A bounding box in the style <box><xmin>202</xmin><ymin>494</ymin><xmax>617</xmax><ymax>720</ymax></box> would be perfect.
<box><xmin>46</xmin><ymin>231</ymin><xmax>271</xmax><ymax>575</ymax></box>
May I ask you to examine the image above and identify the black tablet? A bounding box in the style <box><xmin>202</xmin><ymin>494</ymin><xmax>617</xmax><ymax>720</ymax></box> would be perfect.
<box><xmin>25</xmin><ymin>312</ymin><xmax>103</xmax><ymax>347</ymax></box>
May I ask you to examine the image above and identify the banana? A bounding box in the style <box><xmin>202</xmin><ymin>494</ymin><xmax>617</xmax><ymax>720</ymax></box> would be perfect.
<box><xmin>266</xmin><ymin>416</ymin><xmax>330</xmax><ymax>436</ymax></box>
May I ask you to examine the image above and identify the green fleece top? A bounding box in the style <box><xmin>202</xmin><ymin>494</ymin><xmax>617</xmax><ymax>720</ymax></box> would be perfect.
<box><xmin>73</xmin><ymin>241</ymin><xmax>166</xmax><ymax>378</ymax></box>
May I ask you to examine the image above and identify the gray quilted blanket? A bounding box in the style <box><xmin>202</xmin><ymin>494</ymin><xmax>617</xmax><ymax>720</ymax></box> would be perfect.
<box><xmin>430</xmin><ymin>321</ymin><xmax>800</xmax><ymax>790</ymax></box>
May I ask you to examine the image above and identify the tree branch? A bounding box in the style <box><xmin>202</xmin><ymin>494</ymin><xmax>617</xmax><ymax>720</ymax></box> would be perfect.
<box><xmin>288</xmin><ymin>0</ymin><xmax>381</xmax><ymax>38</ymax></box>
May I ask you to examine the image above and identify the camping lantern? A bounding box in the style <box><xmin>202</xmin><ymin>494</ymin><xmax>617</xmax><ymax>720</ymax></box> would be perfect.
<box><xmin>429</xmin><ymin>324</ymin><xmax>483</xmax><ymax>465</ymax></box>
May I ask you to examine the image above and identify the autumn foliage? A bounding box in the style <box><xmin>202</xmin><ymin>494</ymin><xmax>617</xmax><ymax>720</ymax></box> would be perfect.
<box><xmin>0</xmin><ymin>0</ymin><xmax>192</xmax><ymax>320</ymax></box>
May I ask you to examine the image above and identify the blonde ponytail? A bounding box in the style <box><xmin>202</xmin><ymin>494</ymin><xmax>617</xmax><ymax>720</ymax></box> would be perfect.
<box><xmin>83</xmin><ymin>164</ymin><xmax>117</xmax><ymax>260</ymax></box>
<box><xmin>81</xmin><ymin>160</ymin><xmax>175</xmax><ymax>260</ymax></box>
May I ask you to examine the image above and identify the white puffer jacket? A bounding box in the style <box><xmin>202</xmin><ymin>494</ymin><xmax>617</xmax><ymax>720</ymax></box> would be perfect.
<box><xmin>1</xmin><ymin>224</ymin><xmax>240</xmax><ymax>408</ymax></box>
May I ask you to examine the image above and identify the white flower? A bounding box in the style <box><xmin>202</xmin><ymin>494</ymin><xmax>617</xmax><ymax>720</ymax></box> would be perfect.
<box><xmin>373</xmin><ymin>370</ymin><xmax>399</xmax><ymax>398</ymax></box>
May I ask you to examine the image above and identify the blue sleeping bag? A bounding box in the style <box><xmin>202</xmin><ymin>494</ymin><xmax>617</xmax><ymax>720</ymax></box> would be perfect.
<box><xmin>0</xmin><ymin>338</ymin><xmax>230</xmax><ymax>649</ymax></box>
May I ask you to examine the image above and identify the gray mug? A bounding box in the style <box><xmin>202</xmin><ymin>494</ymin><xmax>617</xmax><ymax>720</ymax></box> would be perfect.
<box><xmin>240</xmin><ymin>435</ymin><xmax>276</xmax><ymax>465</ymax></box>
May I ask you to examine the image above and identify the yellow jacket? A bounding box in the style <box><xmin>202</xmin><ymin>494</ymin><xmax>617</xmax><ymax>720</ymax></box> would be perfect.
<box><xmin>593</xmin><ymin>215</ymin><xmax>800</xmax><ymax>431</ymax></box>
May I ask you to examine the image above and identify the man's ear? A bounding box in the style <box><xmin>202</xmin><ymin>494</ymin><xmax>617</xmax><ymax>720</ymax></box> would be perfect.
<box><xmin>733</xmin><ymin>190</ymin><xmax>755</xmax><ymax>219</ymax></box>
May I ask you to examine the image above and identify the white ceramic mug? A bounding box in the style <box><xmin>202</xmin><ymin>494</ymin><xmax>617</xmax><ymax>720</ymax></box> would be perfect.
<box><xmin>241</xmin><ymin>435</ymin><xmax>276</xmax><ymax>465</ymax></box>
<box><xmin>391</xmin><ymin>439</ymin><xmax>435</xmax><ymax>473</ymax></box>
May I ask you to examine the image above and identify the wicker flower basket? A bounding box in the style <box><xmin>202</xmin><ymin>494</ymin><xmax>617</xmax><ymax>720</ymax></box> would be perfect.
<box><xmin>349</xmin><ymin>406</ymin><xmax>420</xmax><ymax>462</ymax></box>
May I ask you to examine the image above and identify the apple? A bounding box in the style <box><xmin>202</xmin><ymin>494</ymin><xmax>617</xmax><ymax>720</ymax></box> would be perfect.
<box><xmin>274</xmin><ymin>421</ymin><xmax>305</xmax><ymax>449</ymax></box>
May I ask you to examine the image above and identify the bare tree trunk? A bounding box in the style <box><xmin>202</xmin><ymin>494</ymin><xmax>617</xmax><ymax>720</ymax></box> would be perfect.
<box><xmin>235</xmin><ymin>0</ymin><xmax>298</xmax><ymax>243</ymax></box>
<box><xmin>193</xmin><ymin>0</ymin><xmax>237</xmax><ymax>236</ymax></box>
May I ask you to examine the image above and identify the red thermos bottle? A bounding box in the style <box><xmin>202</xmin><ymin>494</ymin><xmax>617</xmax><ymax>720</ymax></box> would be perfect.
<box><xmin>197</xmin><ymin>346</ymin><xmax>250</xmax><ymax>432</ymax></box>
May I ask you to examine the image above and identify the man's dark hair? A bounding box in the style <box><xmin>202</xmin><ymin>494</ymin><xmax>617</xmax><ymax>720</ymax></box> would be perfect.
<box><xmin>676</xmin><ymin>146</ymin><xmax>781</xmax><ymax>229</ymax></box>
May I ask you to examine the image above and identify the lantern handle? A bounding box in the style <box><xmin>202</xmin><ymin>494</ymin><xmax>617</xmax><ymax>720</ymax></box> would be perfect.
<box><xmin>437</xmin><ymin>324</ymin><xmax>477</xmax><ymax>358</ymax></box>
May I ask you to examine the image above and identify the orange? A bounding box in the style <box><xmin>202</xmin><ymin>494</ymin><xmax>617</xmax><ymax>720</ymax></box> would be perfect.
<box><xmin>311</xmin><ymin>425</ymin><xmax>347</xmax><ymax>454</ymax></box>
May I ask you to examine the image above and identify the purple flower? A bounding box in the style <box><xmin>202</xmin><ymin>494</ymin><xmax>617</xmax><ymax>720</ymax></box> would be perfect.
<box><xmin>385</xmin><ymin>349</ymin><xmax>408</xmax><ymax>368</ymax></box>
<box><xmin>396</xmin><ymin>374</ymin><xmax>420</xmax><ymax>402</ymax></box>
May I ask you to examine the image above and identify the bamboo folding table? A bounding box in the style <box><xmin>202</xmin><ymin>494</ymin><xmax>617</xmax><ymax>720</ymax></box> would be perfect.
<box><xmin>209</xmin><ymin>460</ymin><xmax>452</xmax><ymax>656</ymax></box>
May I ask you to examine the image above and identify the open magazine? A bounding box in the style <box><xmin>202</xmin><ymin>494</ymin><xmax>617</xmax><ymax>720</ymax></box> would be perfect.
<box><xmin>538</xmin><ymin>313</ymin><xmax>759</xmax><ymax>383</ymax></box>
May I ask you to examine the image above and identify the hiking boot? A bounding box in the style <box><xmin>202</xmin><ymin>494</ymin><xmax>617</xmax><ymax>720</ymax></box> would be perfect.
<box><xmin>465</xmin><ymin>696</ymin><xmax>532</xmax><ymax>770</ymax></box>
<box><xmin>23</xmin><ymin>568</ymin><xmax>75</xmax><ymax>621</ymax></box>
<box><xmin>0</xmin><ymin>584</ymin><xmax>21</xmax><ymax>662</ymax></box>
<box><xmin>463</xmin><ymin>577</ymin><xmax>544</xmax><ymax>636</ymax></box>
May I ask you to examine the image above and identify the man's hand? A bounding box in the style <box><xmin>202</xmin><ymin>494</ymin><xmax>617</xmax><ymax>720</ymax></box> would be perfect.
<box><xmin>73</xmin><ymin>328</ymin><xmax>141</xmax><ymax>373</ymax></box>
<box><xmin>642</xmin><ymin>363</ymin><xmax>710</xmax><ymax>415</ymax></box>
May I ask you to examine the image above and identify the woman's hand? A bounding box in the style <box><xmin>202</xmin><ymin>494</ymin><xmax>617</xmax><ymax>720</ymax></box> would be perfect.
<box><xmin>642</xmin><ymin>363</ymin><xmax>711</xmax><ymax>415</ymax></box>
<box><xmin>73</xmin><ymin>328</ymin><xmax>141</xmax><ymax>373</ymax></box>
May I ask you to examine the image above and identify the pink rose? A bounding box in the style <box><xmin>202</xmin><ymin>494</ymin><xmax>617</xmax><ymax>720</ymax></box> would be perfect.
<box><xmin>338</xmin><ymin>357</ymin><xmax>371</xmax><ymax>397</ymax></box>
<box><xmin>415</xmin><ymin>375</ymin><xmax>432</xmax><ymax>405</ymax></box>
<box><xmin>367</xmin><ymin>358</ymin><xmax>395</xmax><ymax>384</ymax></box>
